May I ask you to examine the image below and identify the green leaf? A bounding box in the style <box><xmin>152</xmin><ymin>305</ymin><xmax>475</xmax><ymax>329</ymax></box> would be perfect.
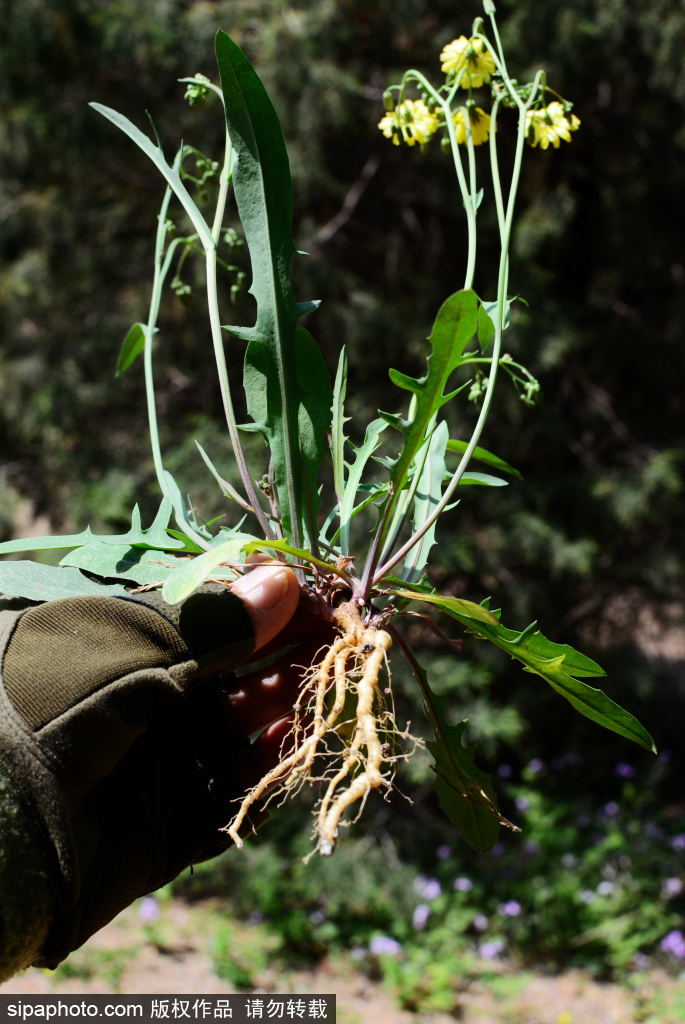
<box><xmin>161</xmin><ymin>539</ymin><xmax>244</xmax><ymax>604</ymax></box>
<box><xmin>458</xmin><ymin>471</ymin><xmax>508</xmax><ymax>486</ymax></box>
<box><xmin>117</xmin><ymin>322</ymin><xmax>153</xmax><ymax>376</ymax></box>
<box><xmin>59</xmin><ymin>543</ymin><xmax>191</xmax><ymax>586</ymax></box>
<box><xmin>0</xmin><ymin>561</ymin><xmax>129</xmax><ymax>602</ymax></box>
<box><xmin>401</xmin><ymin>645</ymin><xmax>502</xmax><ymax>852</ymax></box>
<box><xmin>477</xmin><ymin>303</ymin><xmax>495</xmax><ymax>352</ymax></box>
<box><xmin>394</xmin><ymin>591</ymin><xmax>657</xmax><ymax>753</ymax></box>
<box><xmin>447</xmin><ymin>438</ymin><xmax>521</xmax><ymax>479</ymax></box>
<box><xmin>215</xmin><ymin>30</ymin><xmax>332</xmax><ymax>547</ymax></box>
<box><xmin>339</xmin><ymin>418</ymin><xmax>387</xmax><ymax>556</ymax></box>
<box><xmin>0</xmin><ymin>498</ymin><xmax>185</xmax><ymax>557</ymax></box>
<box><xmin>381</xmin><ymin>290</ymin><xmax>479</xmax><ymax>498</ymax></box>
<box><xmin>403</xmin><ymin>420</ymin><xmax>449</xmax><ymax>583</ymax></box>
<box><xmin>331</xmin><ymin>347</ymin><xmax>349</xmax><ymax>506</ymax></box>
<box><xmin>89</xmin><ymin>103</ymin><xmax>214</xmax><ymax>250</ymax></box>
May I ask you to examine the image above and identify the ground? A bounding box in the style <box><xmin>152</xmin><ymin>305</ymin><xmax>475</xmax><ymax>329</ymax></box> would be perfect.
<box><xmin>2</xmin><ymin>898</ymin><xmax>684</xmax><ymax>1023</ymax></box>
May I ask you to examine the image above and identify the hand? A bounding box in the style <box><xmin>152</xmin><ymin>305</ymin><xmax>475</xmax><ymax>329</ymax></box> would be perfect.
<box><xmin>0</xmin><ymin>565</ymin><xmax>332</xmax><ymax>968</ymax></box>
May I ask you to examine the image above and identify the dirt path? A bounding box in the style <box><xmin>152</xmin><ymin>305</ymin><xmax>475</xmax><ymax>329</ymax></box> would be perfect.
<box><xmin>3</xmin><ymin>899</ymin><xmax>684</xmax><ymax>1023</ymax></box>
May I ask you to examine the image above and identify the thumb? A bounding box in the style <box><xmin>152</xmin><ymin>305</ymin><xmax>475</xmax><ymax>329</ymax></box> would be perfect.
<box><xmin>230</xmin><ymin>565</ymin><xmax>300</xmax><ymax>651</ymax></box>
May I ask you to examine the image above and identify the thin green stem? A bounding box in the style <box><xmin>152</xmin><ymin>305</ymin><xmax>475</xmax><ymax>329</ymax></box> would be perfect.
<box><xmin>144</xmin><ymin>179</ymin><xmax>212</xmax><ymax>551</ymax></box>
<box><xmin>489</xmin><ymin>94</ymin><xmax>506</xmax><ymax>244</ymax></box>
<box><xmin>202</xmin><ymin>126</ymin><xmax>275</xmax><ymax>541</ymax></box>
<box><xmin>372</xmin><ymin>74</ymin><xmax>543</xmax><ymax>589</ymax></box>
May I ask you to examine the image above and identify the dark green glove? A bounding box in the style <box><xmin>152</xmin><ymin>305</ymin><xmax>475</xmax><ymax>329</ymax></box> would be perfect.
<box><xmin>0</xmin><ymin>585</ymin><xmax>258</xmax><ymax>969</ymax></box>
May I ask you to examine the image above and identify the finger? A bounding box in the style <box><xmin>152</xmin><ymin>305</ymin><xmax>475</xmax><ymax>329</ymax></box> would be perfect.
<box><xmin>237</xmin><ymin>713</ymin><xmax>313</xmax><ymax>793</ymax></box>
<box><xmin>230</xmin><ymin>565</ymin><xmax>300</xmax><ymax>650</ymax></box>
<box><xmin>241</xmin><ymin>608</ymin><xmax>336</xmax><ymax>665</ymax></box>
<box><xmin>222</xmin><ymin>637</ymin><xmax>326</xmax><ymax>735</ymax></box>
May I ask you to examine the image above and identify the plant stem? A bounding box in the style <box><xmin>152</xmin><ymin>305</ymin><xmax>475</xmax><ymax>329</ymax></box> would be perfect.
<box><xmin>143</xmin><ymin>178</ymin><xmax>211</xmax><ymax>551</ymax></box>
<box><xmin>372</xmin><ymin>74</ymin><xmax>543</xmax><ymax>588</ymax></box>
<box><xmin>203</xmin><ymin>128</ymin><xmax>275</xmax><ymax>540</ymax></box>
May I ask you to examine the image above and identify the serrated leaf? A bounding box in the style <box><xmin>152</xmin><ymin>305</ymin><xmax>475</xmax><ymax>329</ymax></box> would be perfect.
<box><xmin>403</xmin><ymin>420</ymin><xmax>449</xmax><ymax>583</ymax></box>
<box><xmin>161</xmin><ymin>539</ymin><xmax>244</xmax><ymax>604</ymax></box>
<box><xmin>59</xmin><ymin>543</ymin><xmax>191</xmax><ymax>586</ymax></box>
<box><xmin>215</xmin><ymin>31</ymin><xmax>332</xmax><ymax>547</ymax></box>
<box><xmin>0</xmin><ymin>498</ymin><xmax>185</xmax><ymax>557</ymax></box>
<box><xmin>403</xmin><ymin>649</ymin><xmax>501</xmax><ymax>852</ymax></box>
<box><xmin>446</xmin><ymin>438</ymin><xmax>521</xmax><ymax>479</ymax></box>
<box><xmin>395</xmin><ymin>591</ymin><xmax>656</xmax><ymax>753</ymax></box>
<box><xmin>381</xmin><ymin>290</ymin><xmax>479</xmax><ymax>497</ymax></box>
<box><xmin>0</xmin><ymin>561</ymin><xmax>129</xmax><ymax>602</ymax></box>
<box><xmin>331</xmin><ymin>347</ymin><xmax>349</xmax><ymax>506</ymax></box>
<box><xmin>339</xmin><ymin>418</ymin><xmax>387</xmax><ymax>556</ymax></box>
<box><xmin>90</xmin><ymin>103</ymin><xmax>214</xmax><ymax>250</ymax></box>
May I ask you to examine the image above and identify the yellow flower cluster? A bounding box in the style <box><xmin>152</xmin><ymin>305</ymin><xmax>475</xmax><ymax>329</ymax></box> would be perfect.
<box><xmin>452</xmin><ymin>106</ymin><xmax>492</xmax><ymax>146</ymax></box>
<box><xmin>525</xmin><ymin>102</ymin><xmax>580</xmax><ymax>149</ymax></box>
<box><xmin>440</xmin><ymin>36</ymin><xmax>496</xmax><ymax>89</ymax></box>
<box><xmin>378</xmin><ymin>99</ymin><xmax>440</xmax><ymax>147</ymax></box>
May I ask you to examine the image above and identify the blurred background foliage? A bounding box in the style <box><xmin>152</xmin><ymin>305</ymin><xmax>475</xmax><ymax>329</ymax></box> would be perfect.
<box><xmin>2</xmin><ymin>0</ymin><xmax>684</xmax><ymax>984</ymax></box>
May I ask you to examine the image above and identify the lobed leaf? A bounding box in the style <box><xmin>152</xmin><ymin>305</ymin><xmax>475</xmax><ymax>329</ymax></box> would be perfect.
<box><xmin>400</xmin><ymin>643</ymin><xmax>502</xmax><ymax>853</ymax></box>
<box><xmin>381</xmin><ymin>289</ymin><xmax>479</xmax><ymax>497</ymax></box>
<box><xmin>0</xmin><ymin>498</ymin><xmax>185</xmax><ymax>557</ymax></box>
<box><xmin>402</xmin><ymin>420</ymin><xmax>449</xmax><ymax>583</ymax></box>
<box><xmin>215</xmin><ymin>31</ymin><xmax>332</xmax><ymax>547</ymax></box>
<box><xmin>0</xmin><ymin>561</ymin><xmax>129</xmax><ymax>602</ymax></box>
<box><xmin>393</xmin><ymin>591</ymin><xmax>656</xmax><ymax>753</ymax></box>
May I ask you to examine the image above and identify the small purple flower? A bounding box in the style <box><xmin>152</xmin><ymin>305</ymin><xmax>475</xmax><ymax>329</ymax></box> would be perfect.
<box><xmin>490</xmin><ymin>842</ymin><xmax>505</xmax><ymax>857</ymax></box>
<box><xmin>663</xmin><ymin>877</ymin><xmax>684</xmax><ymax>899</ymax></box>
<box><xmin>670</xmin><ymin>834</ymin><xmax>685</xmax><ymax>852</ymax></box>
<box><xmin>412</xmin><ymin>904</ymin><xmax>431</xmax><ymax>929</ymax></box>
<box><xmin>615</xmin><ymin>762</ymin><xmax>636</xmax><ymax>779</ymax></box>
<box><xmin>527</xmin><ymin>758</ymin><xmax>545</xmax><ymax>773</ymax></box>
<box><xmin>644</xmin><ymin>822</ymin><xmax>664</xmax><ymax>840</ymax></box>
<box><xmin>603</xmin><ymin>801</ymin><xmax>620</xmax><ymax>817</ymax></box>
<box><xmin>138</xmin><ymin>897</ymin><xmax>159</xmax><ymax>922</ymax></box>
<box><xmin>515</xmin><ymin>796</ymin><xmax>530</xmax><ymax>812</ymax></box>
<box><xmin>247</xmin><ymin>911</ymin><xmax>263</xmax><ymax>925</ymax></box>
<box><xmin>479</xmin><ymin>939</ymin><xmax>505</xmax><ymax>959</ymax></box>
<box><xmin>597</xmin><ymin>881</ymin><xmax>615</xmax><ymax>896</ymax></box>
<box><xmin>561</xmin><ymin>853</ymin><xmax>577</xmax><ymax>869</ymax></box>
<box><xmin>413</xmin><ymin>875</ymin><xmax>442</xmax><ymax>900</ymax></box>
<box><xmin>454</xmin><ymin>876</ymin><xmax>474</xmax><ymax>893</ymax></box>
<box><xmin>350</xmin><ymin>946</ymin><xmax>366</xmax><ymax>961</ymax></box>
<box><xmin>660</xmin><ymin>930</ymin><xmax>685</xmax><ymax>958</ymax></box>
<box><xmin>633</xmin><ymin>952</ymin><xmax>650</xmax><ymax>972</ymax></box>
<box><xmin>497</xmin><ymin>900</ymin><xmax>522</xmax><ymax>917</ymax></box>
<box><xmin>473</xmin><ymin>912</ymin><xmax>489</xmax><ymax>932</ymax></box>
<box><xmin>523</xmin><ymin>840</ymin><xmax>540</xmax><ymax>855</ymax></box>
<box><xmin>497</xmin><ymin>764</ymin><xmax>513</xmax><ymax>778</ymax></box>
<box><xmin>580</xmin><ymin>890</ymin><xmax>595</xmax><ymax>904</ymax></box>
<box><xmin>310</xmin><ymin>909</ymin><xmax>326</xmax><ymax>924</ymax></box>
<box><xmin>369</xmin><ymin>935</ymin><xmax>402</xmax><ymax>956</ymax></box>
<box><xmin>436</xmin><ymin>844</ymin><xmax>452</xmax><ymax>860</ymax></box>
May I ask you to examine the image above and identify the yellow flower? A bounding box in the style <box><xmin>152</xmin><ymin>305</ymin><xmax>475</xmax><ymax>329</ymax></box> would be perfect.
<box><xmin>440</xmin><ymin>36</ymin><xmax>496</xmax><ymax>89</ymax></box>
<box><xmin>378</xmin><ymin>99</ymin><xmax>440</xmax><ymax>147</ymax></box>
<box><xmin>452</xmin><ymin>106</ymin><xmax>492</xmax><ymax>146</ymax></box>
<box><xmin>525</xmin><ymin>101</ymin><xmax>580</xmax><ymax>149</ymax></box>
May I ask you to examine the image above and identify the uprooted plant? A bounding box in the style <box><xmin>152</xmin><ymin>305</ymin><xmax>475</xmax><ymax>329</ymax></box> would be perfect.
<box><xmin>0</xmin><ymin>1</ymin><xmax>655</xmax><ymax>857</ymax></box>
